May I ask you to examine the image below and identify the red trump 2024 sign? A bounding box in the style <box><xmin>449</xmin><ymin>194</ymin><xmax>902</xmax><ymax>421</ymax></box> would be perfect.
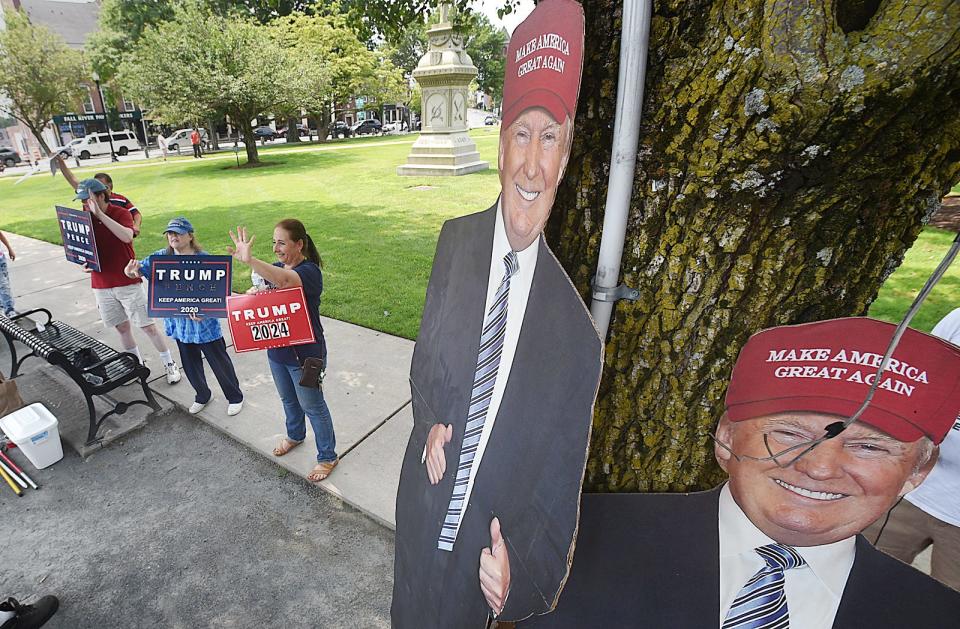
<box><xmin>226</xmin><ymin>287</ymin><xmax>316</xmax><ymax>352</ymax></box>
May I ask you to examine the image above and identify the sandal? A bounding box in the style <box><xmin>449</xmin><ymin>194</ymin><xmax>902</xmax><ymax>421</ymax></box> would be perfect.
<box><xmin>307</xmin><ymin>458</ymin><xmax>338</xmax><ymax>482</ymax></box>
<box><xmin>273</xmin><ymin>438</ymin><xmax>303</xmax><ymax>457</ymax></box>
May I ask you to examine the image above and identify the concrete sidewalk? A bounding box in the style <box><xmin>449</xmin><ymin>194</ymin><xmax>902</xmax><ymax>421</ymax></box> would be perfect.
<box><xmin>2</xmin><ymin>232</ymin><xmax>411</xmax><ymax>529</ymax></box>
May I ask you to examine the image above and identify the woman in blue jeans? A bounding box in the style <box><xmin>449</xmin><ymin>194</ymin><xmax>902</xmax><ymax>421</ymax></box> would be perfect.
<box><xmin>228</xmin><ymin>219</ymin><xmax>337</xmax><ymax>482</ymax></box>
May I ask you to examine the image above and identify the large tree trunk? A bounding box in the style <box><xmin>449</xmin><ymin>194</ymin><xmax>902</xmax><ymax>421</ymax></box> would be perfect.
<box><xmin>545</xmin><ymin>0</ymin><xmax>960</xmax><ymax>493</ymax></box>
<box><xmin>207</xmin><ymin>120</ymin><xmax>220</xmax><ymax>151</ymax></box>
<box><xmin>23</xmin><ymin>118</ymin><xmax>51</xmax><ymax>156</ymax></box>
<box><xmin>285</xmin><ymin>115</ymin><xmax>301</xmax><ymax>143</ymax></box>
<box><xmin>237</xmin><ymin>117</ymin><xmax>259</xmax><ymax>164</ymax></box>
<box><xmin>310</xmin><ymin>106</ymin><xmax>332</xmax><ymax>144</ymax></box>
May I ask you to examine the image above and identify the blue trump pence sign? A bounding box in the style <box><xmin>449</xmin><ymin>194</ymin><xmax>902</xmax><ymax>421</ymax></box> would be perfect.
<box><xmin>147</xmin><ymin>255</ymin><xmax>232</xmax><ymax>318</ymax></box>
<box><xmin>55</xmin><ymin>206</ymin><xmax>100</xmax><ymax>272</ymax></box>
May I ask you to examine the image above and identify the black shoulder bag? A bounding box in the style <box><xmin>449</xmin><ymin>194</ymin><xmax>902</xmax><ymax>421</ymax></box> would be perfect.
<box><xmin>293</xmin><ymin>347</ymin><xmax>325</xmax><ymax>390</ymax></box>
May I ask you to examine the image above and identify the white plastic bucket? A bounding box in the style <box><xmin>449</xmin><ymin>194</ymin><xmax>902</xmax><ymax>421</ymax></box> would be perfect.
<box><xmin>0</xmin><ymin>403</ymin><xmax>63</xmax><ymax>469</ymax></box>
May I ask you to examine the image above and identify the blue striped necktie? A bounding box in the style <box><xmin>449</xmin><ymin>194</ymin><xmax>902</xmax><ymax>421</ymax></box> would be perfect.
<box><xmin>723</xmin><ymin>543</ymin><xmax>806</xmax><ymax>629</ymax></box>
<box><xmin>437</xmin><ymin>250</ymin><xmax>519</xmax><ymax>552</ymax></box>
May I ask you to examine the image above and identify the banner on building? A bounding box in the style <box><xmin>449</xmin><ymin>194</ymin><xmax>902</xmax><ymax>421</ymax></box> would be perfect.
<box><xmin>53</xmin><ymin>110</ymin><xmax>143</xmax><ymax>124</ymax></box>
<box><xmin>55</xmin><ymin>205</ymin><xmax>100</xmax><ymax>272</ymax></box>
<box><xmin>147</xmin><ymin>255</ymin><xmax>232</xmax><ymax>318</ymax></box>
<box><xmin>226</xmin><ymin>287</ymin><xmax>316</xmax><ymax>352</ymax></box>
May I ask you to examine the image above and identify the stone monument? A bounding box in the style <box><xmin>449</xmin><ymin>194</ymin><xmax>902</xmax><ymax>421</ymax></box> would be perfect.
<box><xmin>397</xmin><ymin>4</ymin><xmax>489</xmax><ymax>176</ymax></box>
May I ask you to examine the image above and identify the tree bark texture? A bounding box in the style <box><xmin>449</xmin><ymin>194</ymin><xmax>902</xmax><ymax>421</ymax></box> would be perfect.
<box><xmin>545</xmin><ymin>0</ymin><xmax>960</xmax><ymax>492</ymax></box>
<box><xmin>207</xmin><ymin>121</ymin><xmax>220</xmax><ymax>151</ymax></box>
<box><xmin>285</xmin><ymin>115</ymin><xmax>301</xmax><ymax>143</ymax></box>
<box><xmin>236</xmin><ymin>115</ymin><xmax>260</xmax><ymax>164</ymax></box>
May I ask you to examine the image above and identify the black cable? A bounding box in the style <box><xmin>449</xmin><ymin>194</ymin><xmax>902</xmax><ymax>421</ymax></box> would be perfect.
<box><xmin>872</xmin><ymin>495</ymin><xmax>906</xmax><ymax>546</ymax></box>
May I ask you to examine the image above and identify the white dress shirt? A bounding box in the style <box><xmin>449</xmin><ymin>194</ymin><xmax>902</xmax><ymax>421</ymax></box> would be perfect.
<box><xmin>718</xmin><ymin>483</ymin><xmax>856</xmax><ymax>629</ymax></box>
<box><xmin>448</xmin><ymin>201</ymin><xmax>538</xmax><ymax>542</ymax></box>
<box><xmin>905</xmin><ymin>307</ymin><xmax>960</xmax><ymax>526</ymax></box>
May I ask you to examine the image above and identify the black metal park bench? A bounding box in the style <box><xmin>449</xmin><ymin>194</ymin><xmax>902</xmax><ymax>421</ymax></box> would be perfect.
<box><xmin>0</xmin><ymin>308</ymin><xmax>160</xmax><ymax>445</ymax></box>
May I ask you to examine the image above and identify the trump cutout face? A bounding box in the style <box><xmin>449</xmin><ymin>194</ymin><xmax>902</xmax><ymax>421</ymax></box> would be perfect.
<box><xmin>498</xmin><ymin>107</ymin><xmax>572</xmax><ymax>252</ymax></box>
<box><xmin>715</xmin><ymin>412</ymin><xmax>935</xmax><ymax>547</ymax></box>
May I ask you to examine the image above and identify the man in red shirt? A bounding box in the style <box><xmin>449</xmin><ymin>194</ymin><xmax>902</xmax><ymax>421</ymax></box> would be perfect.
<box><xmin>54</xmin><ymin>157</ymin><xmax>143</xmax><ymax>237</ymax></box>
<box><xmin>190</xmin><ymin>128</ymin><xmax>202</xmax><ymax>159</ymax></box>
<box><xmin>72</xmin><ymin>178</ymin><xmax>181</xmax><ymax>384</ymax></box>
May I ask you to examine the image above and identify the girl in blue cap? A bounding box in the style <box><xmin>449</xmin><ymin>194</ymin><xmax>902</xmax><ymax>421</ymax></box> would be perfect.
<box><xmin>124</xmin><ymin>217</ymin><xmax>244</xmax><ymax>416</ymax></box>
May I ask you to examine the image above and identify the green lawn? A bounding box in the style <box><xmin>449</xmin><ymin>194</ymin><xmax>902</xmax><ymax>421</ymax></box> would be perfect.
<box><xmin>0</xmin><ymin>130</ymin><xmax>502</xmax><ymax>339</ymax></box>
<box><xmin>869</xmin><ymin>227</ymin><xmax>959</xmax><ymax>333</ymax></box>
<box><xmin>1</xmin><ymin>129</ymin><xmax>955</xmax><ymax>338</ymax></box>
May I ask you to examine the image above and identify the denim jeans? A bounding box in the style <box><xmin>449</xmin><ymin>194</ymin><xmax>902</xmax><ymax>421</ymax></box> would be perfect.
<box><xmin>0</xmin><ymin>256</ymin><xmax>13</xmax><ymax>316</ymax></box>
<box><xmin>268</xmin><ymin>357</ymin><xmax>337</xmax><ymax>463</ymax></box>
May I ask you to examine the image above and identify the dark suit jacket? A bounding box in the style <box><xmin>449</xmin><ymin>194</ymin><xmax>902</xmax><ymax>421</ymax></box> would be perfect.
<box><xmin>523</xmin><ymin>488</ymin><xmax>960</xmax><ymax>627</ymax></box>
<box><xmin>392</xmin><ymin>204</ymin><xmax>603</xmax><ymax>628</ymax></box>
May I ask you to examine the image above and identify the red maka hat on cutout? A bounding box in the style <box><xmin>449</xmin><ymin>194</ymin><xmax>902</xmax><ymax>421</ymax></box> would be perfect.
<box><xmin>501</xmin><ymin>0</ymin><xmax>585</xmax><ymax>129</ymax></box>
<box><xmin>725</xmin><ymin>317</ymin><xmax>960</xmax><ymax>444</ymax></box>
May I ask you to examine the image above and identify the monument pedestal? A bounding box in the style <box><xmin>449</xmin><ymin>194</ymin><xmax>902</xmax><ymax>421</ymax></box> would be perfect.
<box><xmin>398</xmin><ymin>8</ymin><xmax>488</xmax><ymax>177</ymax></box>
<box><xmin>397</xmin><ymin>131</ymin><xmax>488</xmax><ymax>176</ymax></box>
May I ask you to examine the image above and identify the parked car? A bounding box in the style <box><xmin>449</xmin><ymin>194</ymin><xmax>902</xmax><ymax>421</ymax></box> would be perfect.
<box><xmin>277</xmin><ymin>124</ymin><xmax>310</xmax><ymax>138</ymax></box>
<box><xmin>382</xmin><ymin>121</ymin><xmax>407</xmax><ymax>134</ymax></box>
<box><xmin>0</xmin><ymin>147</ymin><xmax>23</xmax><ymax>167</ymax></box>
<box><xmin>351</xmin><ymin>119</ymin><xmax>382</xmax><ymax>136</ymax></box>
<box><xmin>253</xmin><ymin>126</ymin><xmax>279</xmax><ymax>141</ymax></box>
<box><xmin>329</xmin><ymin>121</ymin><xmax>353</xmax><ymax>139</ymax></box>
<box><xmin>484</xmin><ymin>115</ymin><xmax>499</xmax><ymax>126</ymax></box>
<box><xmin>52</xmin><ymin>139</ymin><xmax>82</xmax><ymax>157</ymax></box>
<box><xmin>165</xmin><ymin>128</ymin><xmax>209</xmax><ymax>152</ymax></box>
<box><xmin>70</xmin><ymin>130</ymin><xmax>141</xmax><ymax>160</ymax></box>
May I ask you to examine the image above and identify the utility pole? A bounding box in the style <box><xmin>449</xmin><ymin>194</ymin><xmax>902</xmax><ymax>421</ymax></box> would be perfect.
<box><xmin>92</xmin><ymin>71</ymin><xmax>118</xmax><ymax>162</ymax></box>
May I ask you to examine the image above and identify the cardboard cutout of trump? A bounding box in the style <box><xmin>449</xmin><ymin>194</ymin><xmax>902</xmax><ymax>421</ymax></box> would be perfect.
<box><xmin>391</xmin><ymin>1</ymin><xmax>602</xmax><ymax>627</ymax></box>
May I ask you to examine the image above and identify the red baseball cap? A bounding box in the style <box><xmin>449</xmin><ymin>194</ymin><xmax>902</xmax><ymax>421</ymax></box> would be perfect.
<box><xmin>501</xmin><ymin>0</ymin><xmax>584</xmax><ymax>129</ymax></box>
<box><xmin>725</xmin><ymin>317</ymin><xmax>960</xmax><ymax>444</ymax></box>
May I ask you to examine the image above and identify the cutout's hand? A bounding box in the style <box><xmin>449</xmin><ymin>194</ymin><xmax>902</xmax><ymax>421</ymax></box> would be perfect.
<box><xmin>479</xmin><ymin>516</ymin><xmax>511</xmax><ymax>616</ymax></box>
<box><xmin>425</xmin><ymin>423</ymin><xmax>453</xmax><ymax>485</ymax></box>
<box><xmin>6</xmin><ymin>248</ymin><xmax>13</xmax><ymax>261</ymax></box>
<box><xmin>227</xmin><ymin>226</ymin><xmax>255</xmax><ymax>264</ymax></box>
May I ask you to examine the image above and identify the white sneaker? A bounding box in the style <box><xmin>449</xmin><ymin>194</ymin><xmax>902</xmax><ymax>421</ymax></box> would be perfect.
<box><xmin>165</xmin><ymin>362</ymin><xmax>182</xmax><ymax>384</ymax></box>
<box><xmin>188</xmin><ymin>400</ymin><xmax>208</xmax><ymax>414</ymax></box>
<box><xmin>226</xmin><ymin>400</ymin><xmax>244</xmax><ymax>416</ymax></box>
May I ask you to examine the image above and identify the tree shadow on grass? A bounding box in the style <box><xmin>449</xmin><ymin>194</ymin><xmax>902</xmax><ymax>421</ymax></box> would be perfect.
<box><xmin>158</xmin><ymin>151</ymin><xmax>361</xmax><ymax>182</ymax></box>
<box><xmin>223</xmin><ymin>161</ymin><xmax>285</xmax><ymax>171</ymax></box>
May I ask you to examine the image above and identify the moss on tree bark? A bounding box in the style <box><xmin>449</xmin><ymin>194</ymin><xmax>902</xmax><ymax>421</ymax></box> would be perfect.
<box><xmin>546</xmin><ymin>0</ymin><xmax>960</xmax><ymax>492</ymax></box>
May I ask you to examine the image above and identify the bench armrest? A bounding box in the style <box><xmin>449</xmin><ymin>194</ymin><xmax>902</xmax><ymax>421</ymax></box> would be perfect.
<box><xmin>79</xmin><ymin>352</ymin><xmax>140</xmax><ymax>375</ymax></box>
<box><xmin>10</xmin><ymin>308</ymin><xmax>52</xmax><ymax>326</ymax></box>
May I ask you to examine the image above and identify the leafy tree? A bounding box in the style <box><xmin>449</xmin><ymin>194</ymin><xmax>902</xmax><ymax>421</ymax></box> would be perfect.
<box><xmin>89</xmin><ymin>0</ymin><xmax>326</xmax><ymax>79</ymax></box>
<box><xmin>383</xmin><ymin>18</ymin><xmax>429</xmax><ymax>75</ymax></box>
<box><xmin>270</xmin><ymin>13</ymin><xmax>338</xmax><ymax>142</ymax></box>
<box><xmin>118</xmin><ymin>5</ymin><xmax>292</xmax><ymax>164</ymax></box>
<box><xmin>461</xmin><ymin>13</ymin><xmax>507</xmax><ymax>106</ymax></box>
<box><xmin>0</xmin><ymin>10</ymin><xmax>87</xmax><ymax>155</ymax></box>
<box><xmin>358</xmin><ymin>0</ymin><xmax>960</xmax><ymax>493</ymax></box>
<box><xmin>271</xmin><ymin>12</ymin><xmax>406</xmax><ymax>139</ymax></box>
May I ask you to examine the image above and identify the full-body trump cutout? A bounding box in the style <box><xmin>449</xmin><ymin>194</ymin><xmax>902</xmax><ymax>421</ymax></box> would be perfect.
<box><xmin>391</xmin><ymin>1</ymin><xmax>601</xmax><ymax>627</ymax></box>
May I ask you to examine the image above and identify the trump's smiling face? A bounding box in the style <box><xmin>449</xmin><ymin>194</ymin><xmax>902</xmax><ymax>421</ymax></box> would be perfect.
<box><xmin>498</xmin><ymin>107</ymin><xmax>572</xmax><ymax>252</ymax></box>
<box><xmin>715</xmin><ymin>412</ymin><xmax>935</xmax><ymax>547</ymax></box>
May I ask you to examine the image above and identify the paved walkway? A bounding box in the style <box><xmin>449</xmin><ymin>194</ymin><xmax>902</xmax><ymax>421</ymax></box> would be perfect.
<box><xmin>3</xmin><ymin>232</ymin><xmax>410</xmax><ymax>530</ymax></box>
